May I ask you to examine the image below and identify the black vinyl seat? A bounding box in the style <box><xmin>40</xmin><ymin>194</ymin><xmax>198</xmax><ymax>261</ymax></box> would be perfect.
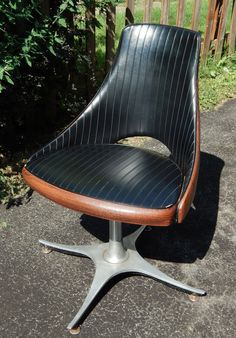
<box><xmin>23</xmin><ymin>24</ymin><xmax>206</xmax><ymax>333</ymax></box>
<box><xmin>26</xmin><ymin>144</ymin><xmax>182</xmax><ymax>209</ymax></box>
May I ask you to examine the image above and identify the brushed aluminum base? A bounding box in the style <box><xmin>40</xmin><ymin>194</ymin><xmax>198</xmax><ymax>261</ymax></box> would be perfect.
<box><xmin>39</xmin><ymin>222</ymin><xmax>206</xmax><ymax>333</ymax></box>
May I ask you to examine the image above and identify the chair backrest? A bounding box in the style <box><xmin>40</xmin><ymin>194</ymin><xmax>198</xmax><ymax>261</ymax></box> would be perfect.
<box><xmin>78</xmin><ymin>24</ymin><xmax>200</xmax><ymax>191</ymax></box>
<box><xmin>97</xmin><ymin>24</ymin><xmax>200</xmax><ymax>148</ymax></box>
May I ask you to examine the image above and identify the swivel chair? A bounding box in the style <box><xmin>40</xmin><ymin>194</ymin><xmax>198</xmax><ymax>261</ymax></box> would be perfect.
<box><xmin>23</xmin><ymin>24</ymin><xmax>206</xmax><ymax>333</ymax></box>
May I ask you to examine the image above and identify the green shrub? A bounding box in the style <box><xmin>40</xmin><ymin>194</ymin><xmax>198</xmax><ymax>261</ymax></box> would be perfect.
<box><xmin>0</xmin><ymin>0</ymin><xmax>106</xmax><ymax>205</ymax></box>
<box><xmin>0</xmin><ymin>0</ymin><xmax>95</xmax><ymax>151</ymax></box>
<box><xmin>0</xmin><ymin>0</ymin><xmax>87</xmax><ymax>93</ymax></box>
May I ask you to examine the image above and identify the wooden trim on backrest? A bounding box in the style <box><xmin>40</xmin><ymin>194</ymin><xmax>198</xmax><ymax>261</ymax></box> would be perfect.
<box><xmin>176</xmin><ymin>80</ymin><xmax>200</xmax><ymax>223</ymax></box>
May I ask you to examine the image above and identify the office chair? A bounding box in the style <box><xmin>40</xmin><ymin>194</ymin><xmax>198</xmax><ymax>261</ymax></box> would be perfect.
<box><xmin>23</xmin><ymin>24</ymin><xmax>206</xmax><ymax>333</ymax></box>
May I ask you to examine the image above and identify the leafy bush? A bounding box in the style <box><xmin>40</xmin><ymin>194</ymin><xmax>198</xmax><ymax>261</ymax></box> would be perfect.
<box><xmin>0</xmin><ymin>151</ymin><xmax>30</xmax><ymax>205</ymax></box>
<box><xmin>0</xmin><ymin>0</ymin><xmax>102</xmax><ymax>204</ymax></box>
<box><xmin>0</xmin><ymin>0</ymin><xmax>96</xmax><ymax>151</ymax></box>
<box><xmin>0</xmin><ymin>169</ymin><xmax>30</xmax><ymax>206</ymax></box>
<box><xmin>0</xmin><ymin>0</ymin><xmax>87</xmax><ymax>92</ymax></box>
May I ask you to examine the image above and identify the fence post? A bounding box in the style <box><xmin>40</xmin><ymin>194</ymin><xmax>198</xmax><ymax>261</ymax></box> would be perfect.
<box><xmin>105</xmin><ymin>3</ymin><xmax>116</xmax><ymax>73</ymax></box>
<box><xmin>85</xmin><ymin>0</ymin><xmax>96</xmax><ymax>98</ymax></box>
<box><xmin>229</xmin><ymin>0</ymin><xmax>236</xmax><ymax>54</ymax></box>
<box><xmin>191</xmin><ymin>0</ymin><xmax>202</xmax><ymax>31</ymax></box>
<box><xmin>41</xmin><ymin>0</ymin><xmax>56</xmax><ymax>118</ymax></box>
<box><xmin>215</xmin><ymin>0</ymin><xmax>230</xmax><ymax>60</ymax></box>
<box><xmin>211</xmin><ymin>0</ymin><xmax>223</xmax><ymax>41</ymax></box>
<box><xmin>86</xmin><ymin>2</ymin><xmax>96</xmax><ymax>67</ymax></box>
<box><xmin>143</xmin><ymin>0</ymin><xmax>153</xmax><ymax>23</ymax></box>
<box><xmin>41</xmin><ymin>0</ymin><xmax>50</xmax><ymax>15</ymax></box>
<box><xmin>176</xmin><ymin>0</ymin><xmax>186</xmax><ymax>27</ymax></box>
<box><xmin>160</xmin><ymin>0</ymin><xmax>170</xmax><ymax>25</ymax></box>
<box><xmin>202</xmin><ymin>0</ymin><xmax>217</xmax><ymax>64</ymax></box>
<box><xmin>125</xmin><ymin>0</ymin><xmax>135</xmax><ymax>25</ymax></box>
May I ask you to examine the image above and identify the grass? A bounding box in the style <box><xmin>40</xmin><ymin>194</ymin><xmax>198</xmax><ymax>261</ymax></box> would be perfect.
<box><xmin>199</xmin><ymin>54</ymin><xmax>236</xmax><ymax>111</ymax></box>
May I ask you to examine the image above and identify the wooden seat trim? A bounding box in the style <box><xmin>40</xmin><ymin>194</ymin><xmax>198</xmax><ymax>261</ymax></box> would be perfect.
<box><xmin>22</xmin><ymin>167</ymin><xmax>177</xmax><ymax>227</ymax></box>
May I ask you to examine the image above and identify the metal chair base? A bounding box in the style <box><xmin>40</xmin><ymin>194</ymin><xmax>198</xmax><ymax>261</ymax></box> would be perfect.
<box><xmin>39</xmin><ymin>221</ymin><xmax>206</xmax><ymax>333</ymax></box>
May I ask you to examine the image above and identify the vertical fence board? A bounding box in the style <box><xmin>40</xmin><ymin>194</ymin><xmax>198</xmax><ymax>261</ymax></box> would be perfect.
<box><xmin>191</xmin><ymin>0</ymin><xmax>202</xmax><ymax>31</ymax></box>
<box><xmin>143</xmin><ymin>0</ymin><xmax>153</xmax><ymax>23</ymax></box>
<box><xmin>211</xmin><ymin>0</ymin><xmax>223</xmax><ymax>41</ymax></box>
<box><xmin>41</xmin><ymin>0</ymin><xmax>50</xmax><ymax>15</ymax></box>
<box><xmin>229</xmin><ymin>0</ymin><xmax>236</xmax><ymax>54</ymax></box>
<box><xmin>202</xmin><ymin>0</ymin><xmax>217</xmax><ymax>64</ymax></box>
<box><xmin>86</xmin><ymin>3</ymin><xmax>96</xmax><ymax>66</ymax></box>
<box><xmin>85</xmin><ymin>1</ymin><xmax>96</xmax><ymax>98</ymax></box>
<box><xmin>95</xmin><ymin>0</ymin><xmax>233</xmax><ymax>72</ymax></box>
<box><xmin>160</xmin><ymin>0</ymin><xmax>170</xmax><ymax>24</ymax></box>
<box><xmin>176</xmin><ymin>0</ymin><xmax>186</xmax><ymax>27</ymax></box>
<box><xmin>215</xmin><ymin>0</ymin><xmax>230</xmax><ymax>59</ymax></box>
<box><xmin>106</xmin><ymin>3</ymin><xmax>116</xmax><ymax>72</ymax></box>
<box><xmin>125</xmin><ymin>0</ymin><xmax>135</xmax><ymax>25</ymax></box>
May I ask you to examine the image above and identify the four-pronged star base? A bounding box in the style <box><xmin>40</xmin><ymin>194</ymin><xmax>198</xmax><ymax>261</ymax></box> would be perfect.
<box><xmin>39</xmin><ymin>221</ymin><xmax>206</xmax><ymax>334</ymax></box>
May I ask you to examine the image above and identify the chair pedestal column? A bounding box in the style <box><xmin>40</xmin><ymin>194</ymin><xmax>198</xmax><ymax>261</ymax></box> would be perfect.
<box><xmin>103</xmin><ymin>221</ymin><xmax>128</xmax><ymax>263</ymax></box>
<box><xmin>39</xmin><ymin>221</ymin><xmax>206</xmax><ymax>334</ymax></box>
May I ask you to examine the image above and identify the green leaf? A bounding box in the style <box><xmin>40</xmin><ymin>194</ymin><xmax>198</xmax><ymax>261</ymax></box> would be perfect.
<box><xmin>210</xmin><ymin>71</ymin><xmax>216</xmax><ymax>78</ymax></box>
<box><xmin>22</xmin><ymin>45</ymin><xmax>29</xmax><ymax>53</ymax></box>
<box><xmin>25</xmin><ymin>55</ymin><xmax>32</xmax><ymax>67</ymax></box>
<box><xmin>9</xmin><ymin>2</ymin><xmax>17</xmax><ymax>10</ymax></box>
<box><xmin>0</xmin><ymin>68</ymin><xmax>4</xmax><ymax>80</ymax></box>
<box><xmin>54</xmin><ymin>36</ymin><xmax>64</xmax><ymax>44</ymax></box>
<box><xmin>5</xmin><ymin>75</ymin><xmax>14</xmax><ymax>85</ymax></box>
<box><xmin>0</xmin><ymin>83</ymin><xmax>5</xmax><ymax>93</ymax></box>
<box><xmin>59</xmin><ymin>3</ymin><xmax>68</xmax><ymax>11</ymax></box>
<box><xmin>58</xmin><ymin>18</ymin><xmax>67</xmax><ymax>28</ymax></box>
<box><xmin>49</xmin><ymin>45</ymin><xmax>56</xmax><ymax>56</ymax></box>
<box><xmin>31</xmin><ymin>29</ymin><xmax>42</xmax><ymax>38</ymax></box>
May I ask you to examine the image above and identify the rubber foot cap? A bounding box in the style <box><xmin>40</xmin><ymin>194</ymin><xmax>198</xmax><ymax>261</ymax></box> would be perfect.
<box><xmin>42</xmin><ymin>246</ymin><xmax>52</xmax><ymax>254</ymax></box>
<box><xmin>69</xmin><ymin>327</ymin><xmax>81</xmax><ymax>335</ymax></box>
<box><xmin>189</xmin><ymin>294</ymin><xmax>200</xmax><ymax>302</ymax></box>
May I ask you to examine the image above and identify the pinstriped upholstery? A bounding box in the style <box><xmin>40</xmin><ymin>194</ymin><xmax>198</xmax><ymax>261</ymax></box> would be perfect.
<box><xmin>26</xmin><ymin>24</ymin><xmax>201</xmax><ymax>213</ymax></box>
<box><xmin>27</xmin><ymin>144</ymin><xmax>182</xmax><ymax>209</ymax></box>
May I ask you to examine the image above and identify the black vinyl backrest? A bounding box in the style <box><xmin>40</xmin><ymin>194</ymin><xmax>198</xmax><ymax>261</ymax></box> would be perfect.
<box><xmin>30</xmin><ymin>24</ymin><xmax>201</xmax><ymax>198</ymax></box>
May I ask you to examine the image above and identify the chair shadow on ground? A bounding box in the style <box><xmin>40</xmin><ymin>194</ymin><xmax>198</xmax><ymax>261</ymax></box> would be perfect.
<box><xmin>81</xmin><ymin>151</ymin><xmax>224</xmax><ymax>264</ymax></box>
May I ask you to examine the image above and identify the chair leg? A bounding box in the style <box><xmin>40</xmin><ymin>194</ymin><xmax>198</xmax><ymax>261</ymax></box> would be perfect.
<box><xmin>67</xmin><ymin>264</ymin><xmax>116</xmax><ymax>331</ymax></box>
<box><xmin>122</xmin><ymin>228</ymin><xmax>206</xmax><ymax>296</ymax></box>
<box><xmin>123</xmin><ymin>225</ymin><xmax>146</xmax><ymax>250</ymax></box>
<box><xmin>126</xmin><ymin>250</ymin><xmax>206</xmax><ymax>296</ymax></box>
<box><xmin>39</xmin><ymin>239</ymin><xmax>94</xmax><ymax>258</ymax></box>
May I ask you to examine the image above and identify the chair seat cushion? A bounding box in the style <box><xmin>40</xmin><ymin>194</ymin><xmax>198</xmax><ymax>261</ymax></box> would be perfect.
<box><xmin>26</xmin><ymin>144</ymin><xmax>182</xmax><ymax>209</ymax></box>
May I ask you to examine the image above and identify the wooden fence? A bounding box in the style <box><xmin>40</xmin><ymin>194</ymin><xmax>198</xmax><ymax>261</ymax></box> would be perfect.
<box><xmin>86</xmin><ymin>0</ymin><xmax>236</xmax><ymax>70</ymax></box>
